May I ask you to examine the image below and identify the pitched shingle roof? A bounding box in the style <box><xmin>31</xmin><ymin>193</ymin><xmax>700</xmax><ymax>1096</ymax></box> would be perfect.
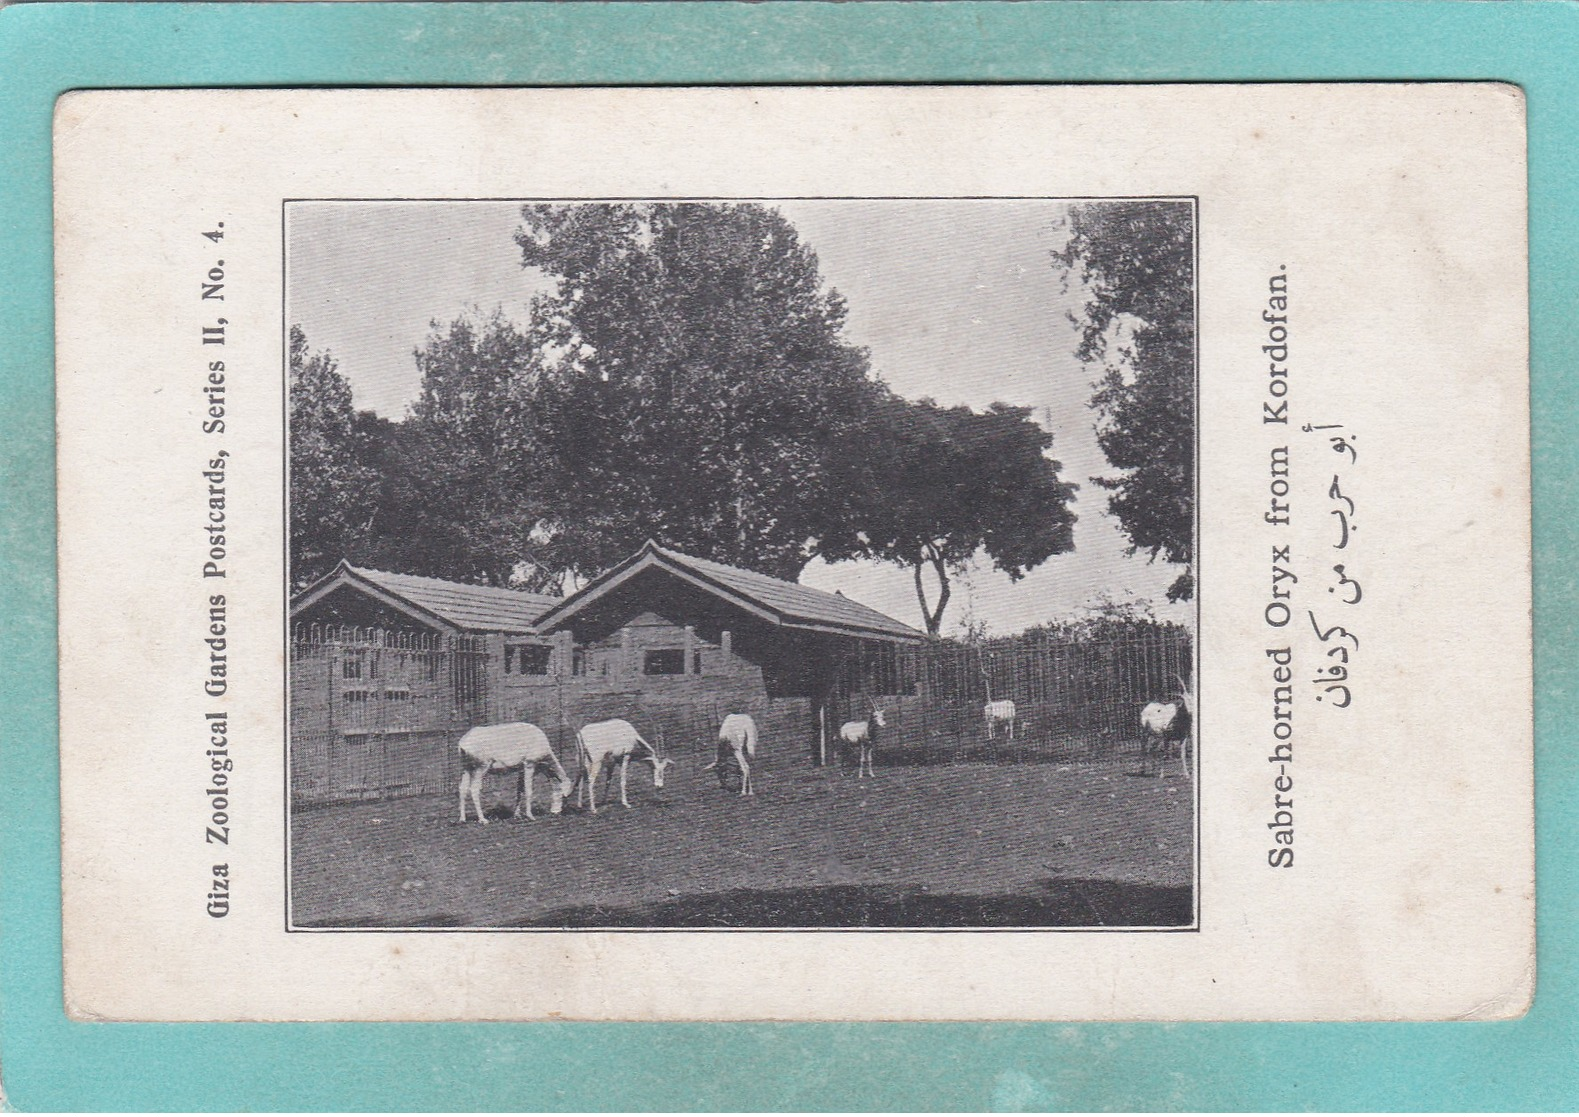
<box><xmin>534</xmin><ymin>541</ymin><xmax>923</xmax><ymax>642</ymax></box>
<box><xmin>347</xmin><ymin>565</ymin><xmax>559</xmax><ymax>634</ymax></box>
<box><xmin>293</xmin><ymin>562</ymin><xmax>559</xmax><ymax>634</ymax></box>
<box><xmin>295</xmin><ymin>545</ymin><xmax>921</xmax><ymax>642</ymax></box>
<box><xmin>651</xmin><ymin>545</ymin><xmax>922</xmax><ymax>640</ymax></box>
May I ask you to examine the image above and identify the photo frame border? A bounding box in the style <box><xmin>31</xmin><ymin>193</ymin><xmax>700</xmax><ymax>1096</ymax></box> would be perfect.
<box><xmin>279</xmin><ymin>192</ymin><xmax>1203</xmax><ymax>937</ymax></box>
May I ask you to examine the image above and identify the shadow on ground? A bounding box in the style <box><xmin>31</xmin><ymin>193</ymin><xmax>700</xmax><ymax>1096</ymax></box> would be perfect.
<box><xmin>299</xmin><ymin>879</ymin><xmax>1192</xmax><ymax>930</ymax></box>
<box><xmin>519</xmin><ymin>879</ymin><xmax>1192</xmax><ymax>928</ymax></box>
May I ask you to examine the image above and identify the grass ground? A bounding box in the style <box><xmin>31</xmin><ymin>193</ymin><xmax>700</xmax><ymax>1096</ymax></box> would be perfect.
<box><xmin>290</xmin><ymin>757</ymin><xmax>1193</xmax><ymax>929</ymax></box>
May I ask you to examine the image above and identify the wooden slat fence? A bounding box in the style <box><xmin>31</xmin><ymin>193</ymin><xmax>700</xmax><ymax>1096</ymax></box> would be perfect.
<box><xmin>827</xmin><ymin>628</ymin><xmax>1193</xmax><ymax>768</ymax></box>
<box><xmin>290</xmin><ymin>625</ymin><xmax>1192</xmax><ymax>805</ymax></box>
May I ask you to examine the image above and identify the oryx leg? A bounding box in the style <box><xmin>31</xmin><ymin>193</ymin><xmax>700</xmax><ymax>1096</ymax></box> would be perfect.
<box><xmin>738</xmin><ymin>749</ymin><xmax>752</xmax><ymax>796</ymax></box>
<box><xmin>619</xmin><ymin>755</ymin><xmax>631</xmax><ymax>808</ymax></box>
<box><xmin>458</xmin><ymin>769</ymin><xmax>472</xmax><ymax>823</ymax></box>
<box><xmin>471</xmin><ymin>769</ymin><xmax>489</xmax><ymax>824</ymax></box>
<box><xmin>517</xmin><ymin>766</ymin><xmax>535</xmax><ymax>821</ymax></box>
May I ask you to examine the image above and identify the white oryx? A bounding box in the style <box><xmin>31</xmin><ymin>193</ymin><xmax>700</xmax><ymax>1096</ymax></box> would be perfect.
<box><xmin>704</xmin><ymin>713</ymin><xmax>759</xmax><ymax>796</ymax></box>
<box><xmin>572</xmin><ymin>718</ymin><xmax>675</xmax><ymax>813</ymax></box>
<box><xmin>456</xmin><ymin>722</ymin><xmax>573</xmax><ymax>823</ymax></box>
<box><xmin>979</xmin><ymin>653</ymin><xmax>1016</xmax><ymax>740</ymax></box>
<box><xmin>983</xmin><ymin>698</ymin><xmax>1017</xmax><ymax>740</ymax></box>
<box><xmin>1139</xmin><ymin>676</ymin><xmax>1193</xmax><ymax>778</ymax></box>
<box><xmin>839</xmin><ymin>707</ymin><xmax>887</xmax><ymax>779</ymax></box>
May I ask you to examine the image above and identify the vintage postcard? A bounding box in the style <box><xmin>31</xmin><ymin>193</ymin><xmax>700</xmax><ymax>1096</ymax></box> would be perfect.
<box><xmin>54</xmin><ymin>85</ymin><xmax>1530</xmax><ymax>1020</ymax></box>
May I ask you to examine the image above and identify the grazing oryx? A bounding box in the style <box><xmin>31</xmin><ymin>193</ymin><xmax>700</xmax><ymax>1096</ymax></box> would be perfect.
<box><xmin>704</xmin><ymin>713</ymin><xmax>759</xmax><ymax>796</ymax></box>
<box><xmin>456</xmin><ymin>722</ymin><xmax>573</xmax><ymax>823</ymax></box>
<box><xmin>572</xmin><ymin>718</ymin><xmax>674</xmax><ymax>813</ymax></box>
<box><xmin>1139</xmin><ymin>676</ymin><xmax>1193</xmax><ymax>778</ymax></box>
<box><xmin>839</xmin><ymin>708</ymin><xmax>887</xmax><ymax>778</ymax></box>
<box><xmin>983</xmin><ymin>699</ymin><xmax>1017</xmax><ymax>740</ymax></box>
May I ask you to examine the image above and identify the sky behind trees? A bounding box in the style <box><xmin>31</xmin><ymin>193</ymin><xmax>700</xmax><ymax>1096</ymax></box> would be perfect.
<box><xmin>286</xmin><ymin>200</ymin><xmax>1191</xmax><ymax>634</ymax></box>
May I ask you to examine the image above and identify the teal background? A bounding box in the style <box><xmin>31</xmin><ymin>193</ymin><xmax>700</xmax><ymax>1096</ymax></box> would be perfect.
<box><xmin>1</xmin><ymin>1</ymin><xmax>1571</xmax><ymax>1109</ymax></box>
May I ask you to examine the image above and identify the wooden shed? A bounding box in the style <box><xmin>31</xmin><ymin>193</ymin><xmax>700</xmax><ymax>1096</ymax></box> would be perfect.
<box><xmin>290</xmin><ymin>564</ymin><xmax>565</xmax><ymax>778</ymax></box>
<box><xmin>532</xmin><ymin>541</ymin><xmax>924</xmax><ymax>763</ymax></box>
<box><xmin>289</xmin><ymin>544</ymin><xmax>923</xmax><ymax>795</ymax></box>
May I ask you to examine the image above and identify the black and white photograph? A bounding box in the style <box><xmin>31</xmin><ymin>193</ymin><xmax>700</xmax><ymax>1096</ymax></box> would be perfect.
<box><xmin>285</xmin><ymin>197</ymin><xmax>1198</xmax><ymax>931</ymax></box>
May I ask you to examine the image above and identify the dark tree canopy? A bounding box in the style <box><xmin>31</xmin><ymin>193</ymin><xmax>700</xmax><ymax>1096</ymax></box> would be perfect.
<box><xmin>289</xmin><ymin>203</ymin><xmax>1085</xmax><ymax>636</ymax></box>
<box><xmin>1055</xmin><ymin>201</ymin><xmax>1195</xmax><ymax>601</ymax></box>
<box><xmin>344</xmin><ymin>410</ymin><xmax>425</xmax><ymax>573</ymax></box>
<box><xmin>288</xmin><ymin>326</ymin><xmax>378</xmax><ymax>588</ymax></box>
<box><xmin>515</xmin><ymin>202</ymin><xmax>874</xmax><ymax>583</ymax></box>
<box><xmin>392</xmin><ymin>312</ymin><xmax>548</xmax><ymax>588</ymax></box>
<box><xmin>822</xmin><ymin>392</ymin><xmax>1078</xmax><ymax>636</ymax></box>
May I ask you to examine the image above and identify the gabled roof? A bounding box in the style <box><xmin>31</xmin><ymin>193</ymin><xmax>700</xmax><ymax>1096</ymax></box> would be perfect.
<box><xmin>533</xmin><ymin>541</ymin><xmax>924</xmax><ymax>643</ymax></box>
<box><xmin>291</xmin><ymin>561</ymin><xmax>559</xmax><ymax>635</ymax></box>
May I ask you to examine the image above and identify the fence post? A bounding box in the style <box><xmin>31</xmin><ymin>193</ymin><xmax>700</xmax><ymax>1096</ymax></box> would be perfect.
<box><xmin>554</xmin><ymin>630</ymin><xmax>573</xmax><ymax>677</ymax></box>
<box><xmin>555</xmin><ymin>674</ymin><xmax>565</xmax><ymax>762</ymax></box>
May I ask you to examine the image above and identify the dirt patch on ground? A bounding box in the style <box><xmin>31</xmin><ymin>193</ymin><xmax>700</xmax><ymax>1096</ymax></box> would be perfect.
<box><xmin>290</xmin><ymin>760</ymin><xmax>1193</xmax><ymax>929</ymax></box>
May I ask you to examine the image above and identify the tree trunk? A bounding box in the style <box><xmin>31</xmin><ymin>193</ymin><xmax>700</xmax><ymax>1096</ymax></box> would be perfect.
<box><xmin>911</xmin><ymin>544</ymin><xmax>951</xmax><ymax>636</ymax></box>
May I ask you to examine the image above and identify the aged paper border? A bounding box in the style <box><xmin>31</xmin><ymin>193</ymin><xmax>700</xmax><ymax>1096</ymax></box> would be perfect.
<box><xmin>55</xmin><ymin>84</ymin><xmax>1528</xmax><ymax>1023</ymax></box>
